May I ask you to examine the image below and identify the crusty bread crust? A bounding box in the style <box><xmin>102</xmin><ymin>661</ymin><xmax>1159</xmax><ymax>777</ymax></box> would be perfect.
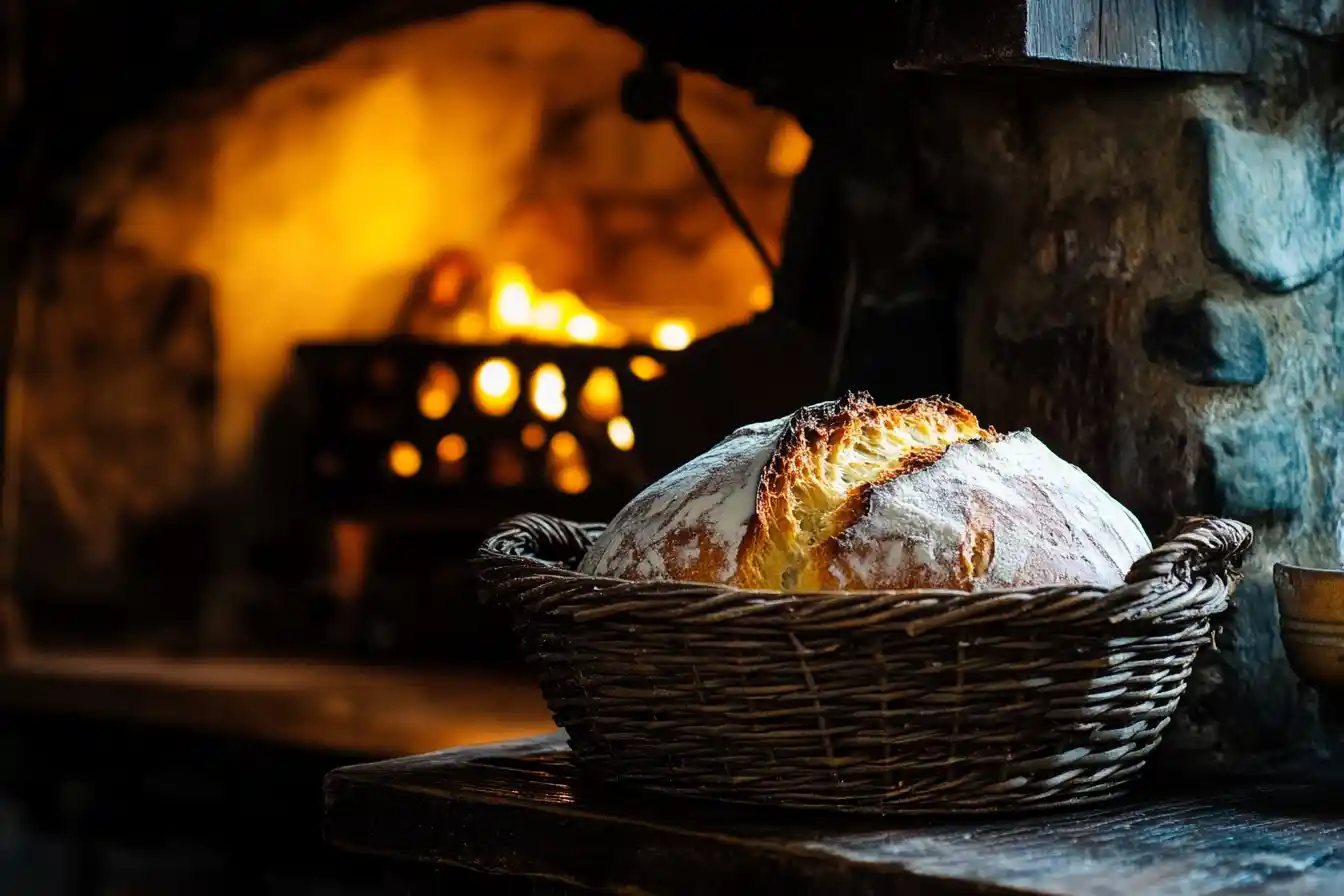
<box><xmin>578</xmin><ymin>392</ymin><xmax>1152</xmax><ymax>592</ymax></box>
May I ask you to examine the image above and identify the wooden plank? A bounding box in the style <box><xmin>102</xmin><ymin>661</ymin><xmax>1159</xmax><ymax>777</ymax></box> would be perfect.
<box><xmin>1155</xmin><ymin>0</ymin><xmax>1255</xmax><ymax>74</ymax></box>
<box><xmin>894</xmin><ymin>0</ymin><xmax>1256</xmax><ymax>74</ymax></box>
<box><xmin>1026</xmin><ymin>0</ymin><xmax>1163</xmax><ymax>69</ymax></box>
<box><xmin>325</xmin><ymin>737</ymin><xmax>1344</xmax><ymax>896</ymax></box>
<box><xmin>0</xmin><ymin>651</ymin><xmax>556</xmax><ymax>757</ymax></box>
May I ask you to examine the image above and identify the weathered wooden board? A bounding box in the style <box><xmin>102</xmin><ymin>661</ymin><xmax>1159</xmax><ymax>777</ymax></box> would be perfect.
<box><xmin>325</xmin><ymin>735</ymin><xmax>1344</xmax><ymax>896</ymax></box>
<box><xmin>894</xmin><ymin>0</ymin><xmax>1256</xmax><ymax>74</ymax></box>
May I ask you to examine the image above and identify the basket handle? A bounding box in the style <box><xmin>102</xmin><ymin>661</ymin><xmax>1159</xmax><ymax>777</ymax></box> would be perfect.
<box><xmin>1124</xmin><ymin>515</ymin><xmax>1253</xmax><ymax>587</ymax></box>
<box><xmin>480</xmin><ymin>513</ymin><xmax>607</xmax><ymax>570</ymax></box>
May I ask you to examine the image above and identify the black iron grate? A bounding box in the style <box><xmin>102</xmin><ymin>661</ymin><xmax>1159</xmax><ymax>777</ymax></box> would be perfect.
<box><xmin>291</xmin><ymin>339</ymin><xmax>669</xmax><ymax>525</ymax></box>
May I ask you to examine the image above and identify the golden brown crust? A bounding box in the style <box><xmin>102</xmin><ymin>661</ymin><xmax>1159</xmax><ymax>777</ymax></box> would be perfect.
<box><xmin>579</xmin><ymin>392</ymin><xmax>1152</xmax><ymax>593</ymax></box>
<box><xmin>736</xmin><ymin>392</ymin><xmax>996</xmax><ymax>590</ymax></box>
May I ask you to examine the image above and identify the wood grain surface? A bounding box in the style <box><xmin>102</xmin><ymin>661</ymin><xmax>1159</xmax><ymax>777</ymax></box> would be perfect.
<box><xmin>325</xmin><ymin>735</ymin><xmax>1344</xmax><ymax>895</ymax></box>
<box><xmin>894</xmin><ymin>0</ymin><xmax>1255</xmax><ymax>73</ymax></box>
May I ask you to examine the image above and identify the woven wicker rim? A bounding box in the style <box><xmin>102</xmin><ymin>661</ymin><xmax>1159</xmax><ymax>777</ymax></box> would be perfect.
<box><xmin>476</xmin><ymin>514</ymin><xmax>1253</xmax><ymax>635</ymax></box>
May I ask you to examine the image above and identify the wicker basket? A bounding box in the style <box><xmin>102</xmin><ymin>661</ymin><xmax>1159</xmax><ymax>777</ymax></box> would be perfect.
<box><xmin>475</xmin><ymin>514</ymin><xmax>1252</xmax><ymax>815</ymax></box>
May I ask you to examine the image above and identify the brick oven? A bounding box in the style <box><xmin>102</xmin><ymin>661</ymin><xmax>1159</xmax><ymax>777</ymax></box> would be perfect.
<box><xmin>0</xmin><ymin>2</ymin><xmax>844</xmax><ymax>669</ymax></box>
<box><xmin>0</xmin><ymin>0</ymin><xmax>1341</xmax><ymax>845</ymax></box>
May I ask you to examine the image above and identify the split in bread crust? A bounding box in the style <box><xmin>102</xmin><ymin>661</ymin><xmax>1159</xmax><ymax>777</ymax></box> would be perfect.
<box><xmin>736</xmin><ymin>393</ymin><xmax>997</xmax><ymax>590</ymax></box>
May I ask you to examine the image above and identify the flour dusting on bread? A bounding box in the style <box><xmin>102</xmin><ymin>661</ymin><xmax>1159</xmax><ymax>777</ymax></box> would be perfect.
<box><xmin>578</xmin><ymin>392</ymin><xmax>1152</xmax><ymax>591</ymax></box>
<box><xmin>579</xmin><ymin>415</ymin><xmax>788</xmax><ymax>583</ymax></box>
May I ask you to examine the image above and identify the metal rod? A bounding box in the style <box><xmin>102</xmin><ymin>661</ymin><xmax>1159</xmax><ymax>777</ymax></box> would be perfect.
<box><xmin>669</xmin><ymin>112</ymin><xmax>779</xmax><ymax>277</ymax></box>
<box><xmin>827</xmin><ymin>237</ymin><xmax>858</xmax><ymax>393</ymax></box>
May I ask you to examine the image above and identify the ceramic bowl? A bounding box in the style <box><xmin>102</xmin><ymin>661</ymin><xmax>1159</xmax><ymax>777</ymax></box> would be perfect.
<box><xmin>1275</xmin><ymin>563</ymin><xmax>1344</xmax><ymax>691</ymax></box>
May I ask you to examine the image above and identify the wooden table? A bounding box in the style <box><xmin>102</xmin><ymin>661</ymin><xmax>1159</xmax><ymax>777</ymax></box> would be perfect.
<box><xmin>0</xmin><ymin>650</ymin><xmax>556</xmax><ymax>756</ymax></box>
<box><xmin>324</xmin><ymin>734</ymin><xmax>1344</xmax><ymax>896</ymax></box>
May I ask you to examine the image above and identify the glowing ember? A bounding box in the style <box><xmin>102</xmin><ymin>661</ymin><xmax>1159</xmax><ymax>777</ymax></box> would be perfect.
<box><xmin>553</xmin><ymin>464</ymin><xmax>590</xmax><ymax>494</ymax></box>
<box><xmin>652</xmin><ymin>320</ymin><xmax>694</xmax><ymax>351</ymax></box>
<box><xmin>388</xmin><ymin>441</ymin><xmax>422</xmax><ymax>477</ymax></box>
<box><xmin>530</xmin><ymin>363</ymin><xmax>567</xmax><ymax>421</ymax></box>
<box><xmin>607</xmin><ymin>416</ymin><xmax>635</xmax><ymax>451</ymax></box>
<box><xmin>628</xmin><ymin>355</ymin><xmax>666</xmax><ymax>381</ymax></box>
<box><xmin>578</xmin><ymin>367</ymin><xmax>621</xmax><ymax>421</ymax></box>
<box><xmin>546</xmin><ymin>430</ymin><xmax>589</xmax><ymax>493</ymax></box>
<box><xmin>436</xmin><ymin>433</ymin><xmax>468</xmax><ymax>463</ymax></box>
<box><xmin>473</xmin><ymin>358</ymin><xmax>519</xmax><ymax>416</ymax></box>
<box><xmin>549</xmin><ymin>431</ymin><xmax>579</xmax><ymax>460</ymax></box>
<box><xmin>520</xmin><ymin>423</ymin><xmax>547</xmax><ymax>450</ymax></box>
<box><xmin>565</xmin><ymin>314</ymin><xmax>599</xmax><ymax>343</ymax></box>
<box><xmin>417</xmin><ymin>363</ymin><xmax>460</xmax><ymax>419</ymax></box>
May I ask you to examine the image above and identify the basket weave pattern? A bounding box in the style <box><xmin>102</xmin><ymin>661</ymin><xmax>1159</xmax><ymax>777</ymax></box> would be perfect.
<box><xmin>475</xmin><ymin>514</ymin><xmax>1252</xmax><ymax>814</ymax></box>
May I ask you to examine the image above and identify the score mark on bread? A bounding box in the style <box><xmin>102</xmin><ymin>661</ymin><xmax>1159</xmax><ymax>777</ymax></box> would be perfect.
<box><xmin>578</xmin><ymin>392</ymin><xmax>1152</xmax><ymax>592</ymax></box>
<box><xmin>738</xmin><ymin>395</ymin><xmax>995</xmax><ymax>590</ymax></box>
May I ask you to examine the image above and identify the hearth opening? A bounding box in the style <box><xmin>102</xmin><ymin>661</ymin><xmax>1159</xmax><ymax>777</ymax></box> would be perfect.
<box><xmin>10</xmin><ymin>3</ymin><xmax>808</xmax><ymax>660</ymax></box>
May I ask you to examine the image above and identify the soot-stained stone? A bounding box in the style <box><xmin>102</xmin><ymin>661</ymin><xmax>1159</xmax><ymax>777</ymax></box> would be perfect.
<box><xmin>1203</xmin><ymin>119</ymin><xmax>1344</xmax><ymax>293</ymax></box>
<box><xmin>1260</xmin><ymin>0</ymin><xmax>1344</xmax><ymax>36</ymax></box>
<box><xmin>1196</xmin><ymin>418</ymin><xmax>1309</xmax><ymax>520</ymax></box>
<box><xmin>1143</xmin><ymin>295</ymin><xmax>1268</xmax><ymax>386</ymax></box>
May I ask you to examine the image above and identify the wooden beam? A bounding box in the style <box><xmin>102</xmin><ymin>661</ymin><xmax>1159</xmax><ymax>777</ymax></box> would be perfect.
<box><xmin>894</xmin><ymin>0</ymin><xmax>1256</xmax><ymax>75</ymax></box>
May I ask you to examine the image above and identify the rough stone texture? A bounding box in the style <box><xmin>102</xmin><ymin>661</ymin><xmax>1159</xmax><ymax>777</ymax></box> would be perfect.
<box><xmin>1260</xmin><ymin>0</ymin><xmax>1344</xmax><ymax>36</ymax></box>
<box><xmin>15</xmin><ymin>245</ymin><xmax>218</xmax><ymax>607</ymax></box>
<box><xmin>1204</xmin><ymin>118</ymin><xmax>1344</xmax><ymax>292</ymax></box>
<box><xmin>1197</xmin><ymin>418</ymin><xmax>1309</xmax><ymax>518</ymax></box>
<box><xmin>1143</xmin><ymin>294</ymin><xmax>1269</xmax><ymax>386</ymax></box>
<box><xmin>812</xmin><ymin>25</ymin><xmax>1344</xmax><ymax>774</ymax></box>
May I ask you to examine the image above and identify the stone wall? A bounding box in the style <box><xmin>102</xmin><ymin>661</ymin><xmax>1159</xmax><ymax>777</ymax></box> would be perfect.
<box><xmin>810</xmin><ymin>15</ymin><xmax>1344</xmax><ymax>773</ymax></box>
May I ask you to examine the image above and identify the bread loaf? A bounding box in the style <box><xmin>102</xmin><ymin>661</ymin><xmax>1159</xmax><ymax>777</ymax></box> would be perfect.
<box><xmin>578</xmin><ymin>392</ymin><xmax>1152</xmax><ymax>591</ymax></box>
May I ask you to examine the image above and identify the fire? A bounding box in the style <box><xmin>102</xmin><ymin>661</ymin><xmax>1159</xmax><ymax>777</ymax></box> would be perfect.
<box><xmin>564</xmin><ymin>314</ymin><xmax>599</xmax><ymax>343</ymax></box>
<box><xmin>547</xmin><ymin>430</ymin><xmax>589</xmax><ymax>494</ymax></box>
<box><xmin>554</xmin><ymin>465</ymin><xmax>590</xmax><ymax>494</ymax></box>
<box><xmin>422</xmin><ymin>257</ymin><xmax>710</xmax><ymax>352</ymax></box>
<box><xmin>607</xmin><ymin>416</ymin><xmax>635</xmax><ymax>451</ymax></box>
<box><xmin>495</xmin><ymin>280</ymin><xmax>532</xmax><ymax>326</ymax></box>
<box><xmin>388</xmin><ymin>441</ymin><xmax>422</xmax><ymax>477</ymax></box>
<box><xmin>446</xmin><ymin>263</ymin><xmax>629</xmax><ymax>346</ymax></box>
<box><xmin>417</xmin><ymin>363</ymin><xmax>460</xmax><ymax>419</ymax></box>
<box><xmin>652</xmin><ymin>320</ymin><xmax>694</xmax><ymax>351</ymax></box>
<box><xmin>549</xmin><ymin>430</ymin><xmax>579</xmax><ymax>459</ymax></box>
<box><xmin>473</xmin><ymin>358</ymin><xmax>519</xmax><ymax>416</ymax></box>
<box><xmin>436</xmin><ymin>433</ymin><xmax>468</xmax><ymax>463</ymax></box>
<box><xmin>628</xmin><ymin>355</ymin><xmax>665</xmax><ymax>381</ymax></box>
<box><xmin>530</xmin><ymin>363</ymin><xmax>567</xmax><ymax>421</ymax></box>
<box><xmin>520</xmin><ymin>423</ymin><xmax>547</xmax><ymax>450</ymax></box>
<box><xmin>578</xmin><ymin>367</ymin><xmax>621</xmax><ymax>421</ymax></box>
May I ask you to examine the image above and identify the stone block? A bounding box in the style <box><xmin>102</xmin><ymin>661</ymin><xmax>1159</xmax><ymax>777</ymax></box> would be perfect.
<box><xmin>1260</xmin><ymin>0</ymin><xmax>1344</xmax><ymax>36</ymax></box>
<box><xmin>1197</xmin><ymin>418</ymin><xmax>1309</xmax><ymax>519</ymax></box>
<box><xmin>1202</xmin><ymin>118</ymin><xmax>1344</xmax><ymax>293</ymax></box>
<box><xmin>1142</xmin><ymin>294</ymin><xmax>1268</xmax><ymax>386</ymax></box>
